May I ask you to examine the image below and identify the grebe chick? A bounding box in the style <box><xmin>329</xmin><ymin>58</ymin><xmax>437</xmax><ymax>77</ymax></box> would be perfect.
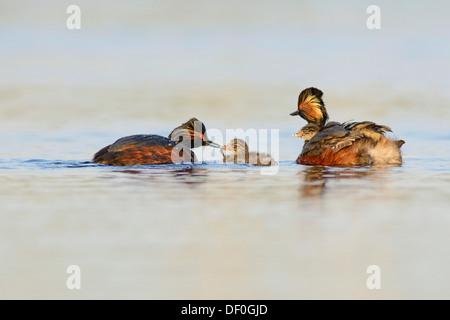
<box><xmin>293</xmin><ymin>123</ymin><xmax>320</xmax><ymax>141</ymax></box>
<box><xmin>221</xmin><ymin>139</ymin><xmax>277</xmax><ymax>166</ymax></box>
<box><xmin>93</xmin><ymin>117</ymin><xmax>220</xmax><ymax>166</ymax></box>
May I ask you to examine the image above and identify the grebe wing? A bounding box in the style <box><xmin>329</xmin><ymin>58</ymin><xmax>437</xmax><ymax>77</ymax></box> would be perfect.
<box><xmin>343</xmin><ymin>121</ymin><xmax>392</xmax><ymax>142</ymax></box>
<box><xmin>344</xmin><ymin>121</ymin><xmax>392</xmax><ymax>133</ymax></box>
<box><xmin>302</xmin><ymin>125</ymin><xmax>363</xmax><ymax>155</ymax></box>
<box><xmin>107</xmin><ymin>134</ymin><xmax>173</xmax><ymax>152</ymax></box>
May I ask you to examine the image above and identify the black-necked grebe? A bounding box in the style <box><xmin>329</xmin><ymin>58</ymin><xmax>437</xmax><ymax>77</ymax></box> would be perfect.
<box><xmin>291</xmin><ymin>88</ymin><xmax>405</xmax><ymax>166</ymax></box>
<box><xmin>93</xmin><ymin>117</ymin><xmax>220</xmax><ymax>166</ymax></box>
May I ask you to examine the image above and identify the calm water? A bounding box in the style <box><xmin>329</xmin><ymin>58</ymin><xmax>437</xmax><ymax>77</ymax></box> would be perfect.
<box><xmin>1</xmin><ymin>121</ymin><xmax>449</xmax><ymax>299</ymax></box>
<box><xmin>1</xmin><ymin>1</ymin><xmax>450</xmax><ymax>299</ymax></box>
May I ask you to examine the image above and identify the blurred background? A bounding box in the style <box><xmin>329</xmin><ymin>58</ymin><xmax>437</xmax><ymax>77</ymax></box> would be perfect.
<box><xmin>0</xmin><ymin>0</ymin><xmax>449</xmax><ymax>299</ymax></box>
<box><xmin>1</xmin><ymin>1</ymin><xmax>449</xmax><ymax>135</ymax></box>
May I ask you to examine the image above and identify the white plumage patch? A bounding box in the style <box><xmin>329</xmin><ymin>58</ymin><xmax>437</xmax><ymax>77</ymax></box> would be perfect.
<box><xmin>368</xmin><ymin>139</ymin><xmax>402</xmax><ymax>165</ymax></box>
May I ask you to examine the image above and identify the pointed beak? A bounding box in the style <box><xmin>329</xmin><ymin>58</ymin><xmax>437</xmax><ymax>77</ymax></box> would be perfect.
<box><xmin>290</xmin><ymin>110</ymin><xmax>300</xmax><ymax>116</ymax></box>
<box><xmin>204</xmin><ymin>140</ymin><xmax>220</xmax><ymax>148</ymax></box>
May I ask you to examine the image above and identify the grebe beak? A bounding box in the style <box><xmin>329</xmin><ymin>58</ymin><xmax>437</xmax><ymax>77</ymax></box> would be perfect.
<box><xmin>290</xmin><ymin>110</ymin><xmax>300</xmax><ymax>116</ymax></box>
<box><xmin>204</xmin><ymin>140</ymin><xmax>220</xmax><ymax>148</ymax></box>
<box><xmin>222</xmin><ymin>144</ymin><xmax>234</xmax><ymax>151</ymax></box>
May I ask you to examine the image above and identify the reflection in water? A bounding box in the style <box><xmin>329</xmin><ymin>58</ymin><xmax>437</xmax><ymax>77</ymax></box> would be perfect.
<box><xmin>170</xmin><ymin>166</ymin><xmax>209</xmax><ymax>185</ymax></box>
<box><xmin>113</xmin><ymin>164</ymin><xmax>210</xmax><ymax>185</ymax></box>
<box><xmin>1</xmin><ymin>154</ymin><xmax>450</xmax><ymax>299</ymax></box>
<box><xmin>115</xmin><ymin>169</ymin><xmax>143</xmax><ymax>175</ymax></box>
<box><xmin>301</xmin><ymin>166</ymin><xmax>327</xmax><ymax>198</ymax></box>
<box><xmin>299</xmin><ymin>165</ymin><xmax>389</xmax><ymax>198</ymax></box>
<box><xmin>0</xmin><ymin>0</ymin><xmax>449</xmax><ymax>299</ymax></box>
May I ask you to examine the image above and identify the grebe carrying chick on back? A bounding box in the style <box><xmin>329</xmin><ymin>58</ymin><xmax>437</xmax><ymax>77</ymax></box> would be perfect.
<box><xmin>291</xmin><ymin>88</ymin><xmax>405</xmax><ymax>167</ymax></box>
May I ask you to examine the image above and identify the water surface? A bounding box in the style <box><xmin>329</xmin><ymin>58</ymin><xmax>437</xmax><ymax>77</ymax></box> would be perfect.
<box><xmin>0</xmin><ymin>0</ymin><xmax>449</xmax><ymax>299</ymax></box>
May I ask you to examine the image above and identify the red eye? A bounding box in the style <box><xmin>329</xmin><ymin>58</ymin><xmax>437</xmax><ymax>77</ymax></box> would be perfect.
<box><xmin>200</xmin><ymin>134</ymin><xmax>204</xmax><ymax>139</ymax></box>
<box><xmin>299</xmin><ymin>105</ymin><xmax>303</xmax><ymax>110</ymax></box>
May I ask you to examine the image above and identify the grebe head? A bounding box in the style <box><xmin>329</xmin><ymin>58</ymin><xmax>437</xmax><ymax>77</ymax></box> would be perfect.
<box><xmin>169</xmin><ymin>117</ymin><xmax>220</xmax><ymax>148</ymax></box>
<box><xmin>290</xmin><ymin>87</ymin><xmax>329</xmax><ymax>127</ymax></box>
<box><xmin>222</xmin><ymin>138</ymin><xmax>249</xmax><ymax>155</ymax></box>
<box><xmin>293</xmin><ymin>123</ymin><xmax>320</xmax><ymax>141</ymax></box>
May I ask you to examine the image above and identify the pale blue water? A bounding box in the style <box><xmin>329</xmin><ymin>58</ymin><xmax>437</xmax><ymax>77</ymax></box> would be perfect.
<box><xmin>1</xmin><ymin>123</ymin><xmax>449</xmax><ymax>299</ymax></box>
<box><xmin>0</xmin><ymin>1</ymin><xmax>449</xmax><ymax>299</ymax></box>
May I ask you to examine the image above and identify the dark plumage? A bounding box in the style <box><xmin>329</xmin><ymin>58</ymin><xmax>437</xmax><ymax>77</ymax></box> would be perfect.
<box><xmin>290</xmin><ymin>87</ymin><xmax>329</xmax><ymax>127</ymax></box>
<box><xmin>93</xmin><ymin>117</ymin><xmax>219</xmax><ymax>166</ymax></box>
<box><xmin>291</xmin><ymin>88</ymin><xmax>405</xmax><ymax>166</ymax></box>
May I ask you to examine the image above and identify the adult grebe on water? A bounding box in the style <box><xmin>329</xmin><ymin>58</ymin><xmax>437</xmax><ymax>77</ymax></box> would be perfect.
<box><xmin>93</xmin><ymin>117</ymin><xmax>220</xmax><ymax>166</ymax></box>
<box><xmin>291</xmin><ymin>88</ymin><xmax>405</xmax><ymax>166</ymax></box>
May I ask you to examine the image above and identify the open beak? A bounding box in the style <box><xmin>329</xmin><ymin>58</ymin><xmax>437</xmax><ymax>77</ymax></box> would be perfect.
<box><xmin>290</xmin><ymin>110</ymin><xmax>300</xmax><ymax>116</ymax></box>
